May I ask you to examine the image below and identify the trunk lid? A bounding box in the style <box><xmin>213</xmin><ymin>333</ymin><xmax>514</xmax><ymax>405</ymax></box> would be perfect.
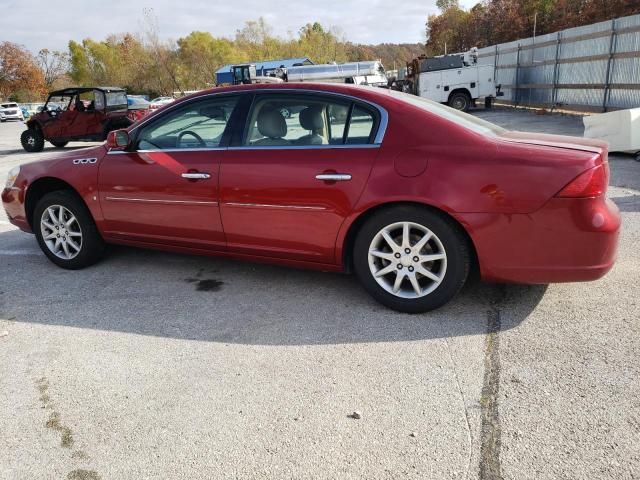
<box><xmin>499</xmin><ymin>131</ymin><xmax>607</xmax><ymax>155</ymax></box>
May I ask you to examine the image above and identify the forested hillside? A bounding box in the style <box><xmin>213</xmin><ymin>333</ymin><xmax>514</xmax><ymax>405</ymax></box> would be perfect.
<box><xmin>426</xmin><ymin>0</ymin><xmax>640</xmax><ymax>55</ymax></box>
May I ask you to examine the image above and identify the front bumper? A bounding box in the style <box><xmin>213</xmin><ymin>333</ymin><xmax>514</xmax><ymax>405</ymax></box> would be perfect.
<box><xmin>1</xmin><ymin>112</ymin><xmax>24</xmax><ymax>120</ymax></box>
<box><xmin>460</xmin><ymin>196</ymin><xmax>621</xmax><ymax>284</ymax></box>
<box><xmin>1</xmin><ymin>186</ymin><xmax>31</xmax><ymax>232</ymax></box>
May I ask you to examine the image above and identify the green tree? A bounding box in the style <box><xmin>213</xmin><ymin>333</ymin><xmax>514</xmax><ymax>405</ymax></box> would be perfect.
<box><xmin>177</xmin><ymin>32</ymin><xmax>239</xmax><ymax>89</ymax></box>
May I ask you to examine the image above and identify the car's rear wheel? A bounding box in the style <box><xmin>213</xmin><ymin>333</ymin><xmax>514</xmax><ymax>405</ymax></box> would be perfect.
<box><xmin>34</xmin><ymin>191</ymin><xmax>106</xmax><ymax>269</ymax></box>
<box><xmin>21</xmin><ymin>129</ymin><xmax>44</xmax><ymax>152</ymax></box>
<box><xmin>353</xmin><ymin>206</ymin><xmax>470</xmax><ymax>313</ymax></box>
<box><xmin>448</xmin><ymin>92</ymin><xmax>472</xmax><ymax>112</ymax></box>
<box><xmin>50</xmin><ymin>140</ymin><xmax>68</xmax><ymax>148</ymax></box>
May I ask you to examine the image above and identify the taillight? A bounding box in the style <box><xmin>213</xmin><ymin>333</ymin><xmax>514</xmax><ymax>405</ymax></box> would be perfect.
<box><xmin>555</xmin><ymin>163</ymin><xmax>609</xmax><ymax>198</ymax></box>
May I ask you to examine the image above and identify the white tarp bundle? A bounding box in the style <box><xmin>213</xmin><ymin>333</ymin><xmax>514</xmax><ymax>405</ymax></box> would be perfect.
<box><xmin>583</xmin><ymin>108</ymin><xmax>640</xmax><ymax>153</ymax></box>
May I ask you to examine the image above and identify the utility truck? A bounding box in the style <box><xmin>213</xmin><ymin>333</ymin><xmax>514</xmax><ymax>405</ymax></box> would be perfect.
<box><xmin>231</xmin><ymin>61</ymin><xmax>388</xmax><ymax>87</ymax></box>
<box><xmin>401</xmin><ymin>48</ymin><xmax>502</xmax><ymax>112</ymax></box>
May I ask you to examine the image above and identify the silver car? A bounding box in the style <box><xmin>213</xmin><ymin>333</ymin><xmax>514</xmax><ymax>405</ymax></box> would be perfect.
<box><xmin>0</xmin><ymin>102</ymin><xmax>25</xmax><ymax>121</ymax></box>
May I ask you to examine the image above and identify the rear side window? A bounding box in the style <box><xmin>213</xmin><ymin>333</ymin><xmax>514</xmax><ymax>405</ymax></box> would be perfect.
<box><xmin>345</xmin><ymin>105</ymin><xmax>375</xmax><ymax>144</ymax></box>
<box><xmin>242</xmin><ymin>94</ymin><xmax>378</xmax><ymax>147</ymax></box>
<box><xmin>106</xmin><ymin>92</ymin><xmax>127</xmax><ymax>107</ymax></box>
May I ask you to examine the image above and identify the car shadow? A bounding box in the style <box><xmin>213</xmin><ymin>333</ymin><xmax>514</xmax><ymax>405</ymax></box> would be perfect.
<box><xmin>0</xmin><ymin>229</ymin><xmax>547</xmax><ymax>346</ymax></box>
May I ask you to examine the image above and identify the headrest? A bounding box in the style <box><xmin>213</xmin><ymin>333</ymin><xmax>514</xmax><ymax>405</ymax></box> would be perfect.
<box><xmin>299</xmin><ymin>106</ymin><xmax>324</xmax><ymax>131</ymax></box>
<box><xmin>257</xmin><ymin>108</ymin><xmax>287</xmax><ymax>139</ymax></box>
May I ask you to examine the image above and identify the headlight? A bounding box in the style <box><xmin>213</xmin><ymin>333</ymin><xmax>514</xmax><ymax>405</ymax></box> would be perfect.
<box><xmin>5</xmin><ymin>165</ymin><xmax>20</xmax><ymax>188</ymax></box>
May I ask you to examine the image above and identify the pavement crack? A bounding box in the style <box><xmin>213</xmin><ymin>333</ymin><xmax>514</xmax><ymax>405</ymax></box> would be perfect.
<box><xmin>36</xmin><ymin>377</ymin><xmax>75</xmax><ymax>449</ymax></box>
<box><xmin>67</xmin><ymin>470</ymin><xmax>101</xmax><ymax>480</ymax></box>
<box><xmin>443</xmin><ymin>337</ymin><xmax>473</xmax><ymax>480</ymax></box>
<box><xmin>479</xmin><ymin>285</ymin><xmax>507</xmax><ymax>480</ymax></box>
<box><xmin>35</xmin><ymin>377</ymin><xmax>100</xmax><ymax>478</ymax></box>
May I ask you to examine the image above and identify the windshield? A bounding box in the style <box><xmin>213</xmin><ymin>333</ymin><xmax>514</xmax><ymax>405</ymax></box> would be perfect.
<box><xmin>1</xmin><ymin>103</ymin><xmax>18</xmax><ymax>108</ymax></box>
<box><xmin>45</xmin><ymin>95</ymin><xmax>72</xmax><ymax>110</ymax></box>
<box><xmin>388</xmin><ymin>89</ymin><xmax>506</xmax><ymax>136</ymax></box>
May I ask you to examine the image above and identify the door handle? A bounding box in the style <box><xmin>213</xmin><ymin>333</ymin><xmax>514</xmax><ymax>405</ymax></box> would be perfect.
<box><xmin>181</xmin><ymin>172</ymin><xmax>211</xmax><ymax>180</ymax></box>
<box><xmin>315</xmin><ymin>173</ymin><xmax>352</xmax><ymax>182</ymax></box>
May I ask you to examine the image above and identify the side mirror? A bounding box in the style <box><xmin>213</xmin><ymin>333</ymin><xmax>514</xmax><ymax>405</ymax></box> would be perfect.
<box><xmin>106</xmin><ymin>129</ymin><xmax>130</xmax><ymax>149</ymax></box>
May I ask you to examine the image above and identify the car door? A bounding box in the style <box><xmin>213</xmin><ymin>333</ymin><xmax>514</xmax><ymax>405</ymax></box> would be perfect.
<box><xmin>219</xmin><ymin>91</ymin><xmax>384</xmax><ymax>264</ymax></box>
<box><xmin>48</xmin><ymin>96</ymin><xmax>78</xmax><ymax>138</ymax></box>
<box><xmin>80</xmin><ymin>89</ymin><xmax>106</xmax><ymax>137</ymax></box>
<box><xmin>98</xmin><ymin>94</ymin><xmax>241</xmax><ymax>250</ymax></box>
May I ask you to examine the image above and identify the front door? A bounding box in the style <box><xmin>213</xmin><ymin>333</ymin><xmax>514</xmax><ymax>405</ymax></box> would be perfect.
<box><xmin>220</xmin><ymin>92</ymin><xmax>382</xmax><ymax>264</ymax></box>
<box><xmin>98</xmin><ymin>94</ymin><xmax>240</xmax><ymax>250</ymax></box>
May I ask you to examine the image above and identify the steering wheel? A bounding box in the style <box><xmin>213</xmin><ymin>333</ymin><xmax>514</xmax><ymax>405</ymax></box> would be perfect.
<box><xmin>177</xmin><ymin>130</ymin><xmax>206</xmax><ymax>147</ymax></box>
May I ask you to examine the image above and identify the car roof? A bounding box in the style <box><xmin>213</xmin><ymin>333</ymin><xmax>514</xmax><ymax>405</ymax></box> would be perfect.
<box><xmin>49</xmin><ymin>87</ymin><xmax>126</xmax><ymax>96</ymax></box>
<box><xmin>174</xmin><ymin>82</ymin><xmax>399</xmax><ymax>107</ymax></box>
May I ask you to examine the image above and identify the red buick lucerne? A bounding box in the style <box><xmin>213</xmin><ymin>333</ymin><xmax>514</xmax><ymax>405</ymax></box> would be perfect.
<box><xmin>2</xmin><ymin>83</ymin><xmax>620</xmax><ymax>312</ymax></box>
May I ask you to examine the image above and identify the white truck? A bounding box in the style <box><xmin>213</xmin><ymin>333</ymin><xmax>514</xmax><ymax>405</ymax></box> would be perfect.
<box><xmin>404</xmin><ymin>48</ymin><xmax>502</xmax><ymax>111</ymax></box>
<box><xmin>275</xmin><ymin>61</ymin><xmax>388</xmax><ymax>87</ymax></box>
<box><xmin>230</xmin><ymin>61</ymin><xmax>389</xmax><ymax>88</ymax></box>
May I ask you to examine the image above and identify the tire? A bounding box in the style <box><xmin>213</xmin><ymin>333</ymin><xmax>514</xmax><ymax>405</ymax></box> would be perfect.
<box><xmin>50</xmin><ymin>140</ymin><xmax>68</xmax><ymax>148</ymax></box>
<box><xmin>21</xmin><ymin>128</ymin><xmax>44</xmax><ymax>152</ymax></box>
<box><xmin>353</xmin><ymin>206</ymin><xmax>470</xmax><ymax>313</ymax></box>
<box><xmin>34</xmin><ymin>191</ymin><xmax>106</xmax><ymax>269</ymax></box>
<box><xmin>485</xmin><ymin>97</ymin><xmax>494</xmax><ymax>109</ymax></box>
<box><xmin>448</xmin><ymin>92</ymin><xmax>472</xmax><ymax>112</ymax></box>
<box><xmin>280</xmin><ymin>107</ymin><xmax>291</xmax><ymax>119</ymax></box>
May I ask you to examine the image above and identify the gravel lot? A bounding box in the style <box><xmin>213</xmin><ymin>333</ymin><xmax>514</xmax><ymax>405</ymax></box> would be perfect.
<box><xmin>1</xmin><ymin>108</ymin><xmax>639</xmax><ymax>480</ymax></box>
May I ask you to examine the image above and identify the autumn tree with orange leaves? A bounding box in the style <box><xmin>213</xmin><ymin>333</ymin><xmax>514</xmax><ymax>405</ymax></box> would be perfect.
<box><xmin>0</xmin><ymin>42</ymin><xmax>46</xmax><ymax>101</ymax></box>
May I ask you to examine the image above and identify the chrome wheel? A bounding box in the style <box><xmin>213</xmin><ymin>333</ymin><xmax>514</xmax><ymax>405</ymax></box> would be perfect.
<box><xmin>40</xmin><ymin>205</ymin><xmax>83</xmax><ymax>260</ymax></box>
<box><xmin>368</xmin><ymin>221</ymin><xmax>447</xmax><ymax>299</ymax></box>
<box><xmin>26</xmin><ymin>135</ymin><xmax>35</xmax><ymax>147</ymax></box>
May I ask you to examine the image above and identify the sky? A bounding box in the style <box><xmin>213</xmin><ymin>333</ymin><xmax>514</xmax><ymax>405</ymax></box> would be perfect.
<box><xmin>2</xmin><ymin>0</ymin><xmax>478</xmax><ymax>53</ymax></box>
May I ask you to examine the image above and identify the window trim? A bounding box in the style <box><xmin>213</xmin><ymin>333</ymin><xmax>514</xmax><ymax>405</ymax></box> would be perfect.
<box><xmin>114</xmin><ymin>88</ymin><xmax>388</xmax><ymax>154</ymax></box>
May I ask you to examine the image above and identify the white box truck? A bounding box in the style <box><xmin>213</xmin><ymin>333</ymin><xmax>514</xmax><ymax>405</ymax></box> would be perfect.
<box><xmin>403</xmin><ymin>48</ymin><xmax>502</xmax><ymax>111</ymax></box>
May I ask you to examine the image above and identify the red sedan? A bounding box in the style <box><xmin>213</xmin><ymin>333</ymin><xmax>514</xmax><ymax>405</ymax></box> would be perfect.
<box><xmin>2</xmin><ymin>83</ymin><xmax>620</xmax><ymax>312</ymax></box>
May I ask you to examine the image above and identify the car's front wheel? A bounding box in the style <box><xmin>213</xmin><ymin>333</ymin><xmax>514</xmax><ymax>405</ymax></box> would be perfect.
<box><xmin>50</xmin><ymin>140</ymin><xmax>68</xmax><ymax>148</ymax></box>
<box><xmin>353</xmin><ymin>206</ymin><xmax>470</xmax><ymax>313</ymax></box>
<box><xmin>34</xmin><ymin>191</ymin><xmax>106</xmax><ymax>269</ymax></box>
<box><xmin>21</xmin><ymin>129</ymin><xmax>44</xmax><ymax>152</ymax></box>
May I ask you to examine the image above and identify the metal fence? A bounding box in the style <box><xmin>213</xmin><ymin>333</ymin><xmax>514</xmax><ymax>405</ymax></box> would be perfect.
<box><xmin>477</xmin><ymin>13</ymin><xmax>640</xmax><ymax>112</ymax></box>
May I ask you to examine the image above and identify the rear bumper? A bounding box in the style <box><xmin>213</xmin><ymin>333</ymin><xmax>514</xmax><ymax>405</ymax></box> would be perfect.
<box><xmin>459</xmin><ymin>196</ymin><xmax>620</xmax><ymax>284</ymax></box>
<box><xmin>1</xmin><ymin>186</ymin><xmax>31</xmax><ymax>232</ymax></box>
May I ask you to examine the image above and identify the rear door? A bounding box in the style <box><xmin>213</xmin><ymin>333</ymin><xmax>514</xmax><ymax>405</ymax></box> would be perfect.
<box><xmin>98</xmin><ymin>94</ymin><xmax>242</xmax><ymax>250</ymax></box>
<box><xmin>219</xmin><ymin>91</ymin><xmax>384</xmax><ymax>264</ymax></box>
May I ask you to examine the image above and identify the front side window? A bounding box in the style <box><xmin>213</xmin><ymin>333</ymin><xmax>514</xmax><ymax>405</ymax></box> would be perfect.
<box><xmin>94</xmin><ymin>91</ymin><xmax>105</xmax><ymax>110</ymax></box>
<box><xmin>135</xmin><ymin>96</ymin><xmax>239</xmax><ymax>151</ymax></box>
<box><xmin>243</xmin><ymin>94</ymin><xmax>377</xmax><ymax>147</ymax></box>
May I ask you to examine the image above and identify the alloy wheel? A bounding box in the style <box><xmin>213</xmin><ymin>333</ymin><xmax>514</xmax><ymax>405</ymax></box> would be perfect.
<box><xmin>368</xmin><ymin>221</ymin><xmax>447</xmax><ymax>299</ymax></box>
<box><xmin>40</xmin><ymin>205</ymin><xmax>83</xmax><ymax>260</ymax></box>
